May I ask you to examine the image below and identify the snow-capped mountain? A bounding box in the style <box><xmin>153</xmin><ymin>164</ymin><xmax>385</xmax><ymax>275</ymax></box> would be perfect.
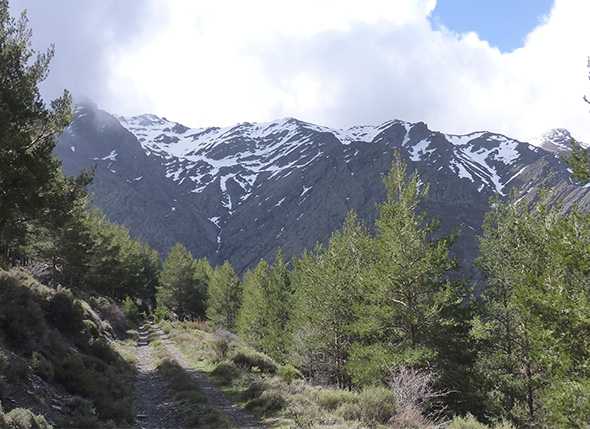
<box><xmin>534</xmin><ymin>128</ymin><xmax>576</xmax><ymax>153</ymax></box>
<box><xmin>55</xmin><ymin>103</ymin><xmax>590</xmax><ymax>274</ymax></box>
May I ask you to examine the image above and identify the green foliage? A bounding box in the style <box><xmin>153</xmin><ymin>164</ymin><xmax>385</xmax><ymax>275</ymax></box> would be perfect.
<box><xmin>156</xmin><ymin>244</ymin><xmax>208</xmax><ymax>319</ymax></box>
<box><xmin>448</xmin><ymin>414</ymin><xmax>515</xmax><ymax>429</ymax></box>
<box><xmin>476</xmin><ymin>199</ymin><xmax>590</xmax><ymax>426</ymax></box>
<box><xmin>541</xmin><ymin>378</ymin><xmax>590</xmax><ymax>428</ymax></box>
<box><xmin>290</xmin><ymin>211</ymin><xmax>371</xmax><ymax>387</ymax></box>
<box><xmin>210</xmin><ymin>361</ymin><xmax>241</xmax><ymax>385</ymax></box>
<box><xmin>0</xmin><ymin>406</ymin><xmax>53</xmax><ymax>429</ymax></box>
<box><xmin>45</xmin><ymin>291</ymin><xmax>85</xmax><ymax>337</ymax></box>
<box><xmin>244</xmin><ymin>390</ymin><xmax>286</xmax><ymax>416</ymax></box>
<box><xmin>0</xmin><ymin>0</ymin><xmax>73</xmax><ymax>254</ymax></box>
<box><xmin>237</xmin><ymin>250</ymin><xmax>293</xmax><ymax>362</ymax></box>
<box><xmin>354</xmin><ymin>386</ymin><xmax>397</xmax><ymax>426</ymax></box>
<box><xmin>206</xmin><ymin>261</ymin><xmax>241</xmax><ymax>330</ymax></box>
<box><xmin>0</xmin><ymin>271</ymin><xmax>48</xmax><ymax>353</ymax></box>
<box><xmin>349</xmin><ymin>155</ymin><xmax>456</xmax><ymax>385</ymax></box>
<box><xmin>565</xmin><ymin>139</ymin><xmax>590</xmax><ymax>183</ymax></box>
<box><xmin>54</xmin><ymin>352</ymin><xmax>133</xmax><ymax>423</ymax></box>
<box><xmin>278</xmin><ymin>364</ymin><xmax>303</xmax><ymax>384</ymax></box>
<box><xmin>31</xmin><ymin>352</ymin><xmax>54</xmax><ymax>382</ymax></box>
<box><xmin>121</xmin><ymin>297</ymin><xmax>141</xmax><ymax>325</ymax></box>
<box><xmin>231</xmin><ymin>349</ymin><xmax>278</xmax><ymax>374</ymax></box>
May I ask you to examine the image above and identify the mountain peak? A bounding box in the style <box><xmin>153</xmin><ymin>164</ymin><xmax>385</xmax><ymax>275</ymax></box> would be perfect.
<box><xmin>534</xmin><ymin>128</ymin><xmax>574</xmax><ymax>153</ymax></box>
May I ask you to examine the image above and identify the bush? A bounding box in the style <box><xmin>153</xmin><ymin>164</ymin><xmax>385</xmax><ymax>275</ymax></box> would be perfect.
<box><xmin>1</xmin><ymin>407</ymin><xmax>53</xmax><ymax>429</ymax></box>
<box><xmin>54</xmin><ymin>353</ymin><xmax>133</xmax><ymax>423</ymax></box>
<box><xmin>336</xmin><ymin>401</ymin><xmax>363</xmax><ymax>421</ymax></box>
<box><xmin>87</xmin><ymin>338</ymin><xmax>118</xmax><ymax>364</ymax></box>
<box><xmin>245</xmin><ymin>390</ymin><xmax>286</xmax><ymax>415</ymax></box>
<box><xmin>357</xmin><ymin>386</ymin><xmax>397</xmax><ymax>426</ymax></box>
<box><xmin>316</xmin><ymin>388</ymin><xmax>356</xmax><ymax>411</ymax></box>
<box><xmin>278</xmin><ymin>364</ymin><xmax>303</xmax><ymax>384</ymax></box>
<box><xmin>211</xmin><ymin>330</ymin><xmax>235</xmax><ymax>362</ymax></box>
<box><xmin>448</xmin><ymin>415</ymin><xmax>489</xmax><ymax>429</ymax></box>
<box><xmin>231</xmin><ymin>349</ymin><xmax>277</xmax><ymax>374</ymax></box>
<box><xmin>45</xmin><ymin>291</ymin><xmax>85</xmax><ymax>337</ymax></box>
<box><xmin>0</xmin><ymin>273</ymin><xmax>48</xmax><ymax>353</ymax></box>
<box><xmin>56</xmin><ymin>397</ymin><xmax>101</xmax><ymax>429</ymax></box>
<box><xmin>211</xmin><ymin>361</ymin><xmax>241</xmax><ymax>385</ymax></box>
<box><xmin>242</xmin><ymin>380</ymin><xmax>268</xmax><ymax>401</ymax></box>
<box><xmin>31</xmin><ymin>352</ymin><xmax>54</xmax><ymax>382</ymax></box>
<box><xmin>121</xmin><ymin>297</ymin><xmax>141</xmax><ymax>325</ymax></box>
<box><xmin>153</xmin><ymin>305</ymin><xmax>170</xmax><ymax>322</ymax></box>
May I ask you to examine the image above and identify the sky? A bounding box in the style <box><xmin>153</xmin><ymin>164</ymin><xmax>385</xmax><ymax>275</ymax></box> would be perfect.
<box><xmin>10</xmin><ymin>0</ymin><xmax>590</xmax><ymax>142</ymax></box>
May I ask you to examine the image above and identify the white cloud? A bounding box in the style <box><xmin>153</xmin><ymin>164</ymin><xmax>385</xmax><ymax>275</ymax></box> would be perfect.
<box><xmin>105</xmin><ymin>0</ymin><xmax>590</xmax><ymax>143</ymax></box>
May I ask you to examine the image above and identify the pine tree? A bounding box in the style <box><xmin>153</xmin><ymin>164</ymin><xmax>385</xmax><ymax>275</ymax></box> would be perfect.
<box><xmin>476</xmin><ymin>199</ymin><xmax>590</xmax><ymax>426</ymax></box>
<box><xmin>237</xmin><ymin>250</ymin><xmax>293</xmax><ymax>362</ymax></box>
<box><xmin>207</xmin><ymin>261</ymin><xmax>241</xmax><ymax>330</ymax></box>
<box><xmin>0</xmin><ymin>1</ymin><xmax>72</xmax><ymax>256</ymax></box>
<box><xmin>290</xmin><ymin>211</ymin><xmax>371</xmax><ymax>387</ymax></box>
<box><xmin>260</xmin><ymin>250</ymin><xmax>293</xmax><ymax>362</ymax></box>
<box><xmin>237</xmin><ymin>260</ymin><xmax>270</xmax><ymax>349</ymax></box>
<box><xmin>348</xmin><ymin>155</ymin><xmax>455</xmax><ymax>385</ymax></box>
<box><xmin>565</xmin><ymin>139</ymin><xmax>590</xmax><ymax>184</ymax></box>
<box><xmin>156</xmin><ymin>243</ymin><xmax>206</xmax><ymax>319</ymax></box>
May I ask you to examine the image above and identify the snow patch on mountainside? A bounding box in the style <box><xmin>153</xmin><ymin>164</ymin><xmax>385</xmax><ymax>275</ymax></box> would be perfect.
<box><xmin>119</xmin><ymin>114</ymin><xmax>536</xmax><ymax>213</ymax></box>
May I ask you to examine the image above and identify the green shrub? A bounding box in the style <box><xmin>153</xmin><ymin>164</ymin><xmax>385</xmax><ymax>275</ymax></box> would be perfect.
<box><xmin>153</xmin><ymin>305</ymin><xmax>170</xmax><ymax>322</ymax></box>
<box><xmin>121</xmin><ymin>297</ymin><xmax>141</xmax><ymax>325</ymax></box>
<box><xmin>448</xmin><ymin>414</ymin><xmax>489</xmax><ymax>429</ymax></box>
<box><xmin>243</xmin><ymin>380</ymin><xmax>268</xmax><ymax>401</ymax></box>
<box><xmin>278</xmin><ymin>364</ymin><xmax>303</xmax><ymax>384</ymax></box>
<box><xmin>336</xmin><ymin>401</ymin><xmax>363</xmax><ymax>421</ymax></box>
<box><xmin>357</xmin><ymin>386</ymin><xmax>397</xmax><ymax>426</ymax></box>
<box><xmin>211</xmin><ymin>361</ymin><xmax>240</xmax><ymax>385</ymax></box>
<box><xmin>1</xmin><ymin>407</ymin><xmax>53</xmax><ymax>429</ymax></box>
<box><xmin>45</xmin><ymin>291</ymin><xmax>85</xmax><ymax>337</ymax></box>
<box><xmin>87</xmin><ymin>338</ymin><xmax>118</xmax><ymax>365</ymax></box>
<box><xmin>0</xmin><ymin>274</ymin><xmax>48</xmax><ymax>353</ymax></box>
<box><xmin>31</xmin><ymin>352</ymin><xmax>54</xmax><ymax>382</ymax></box>
<box><xmin>245</xmin><ymin>390</ymin><xmax>286</xmax><ymax>415</ymax></box>
<box><xmin>54</xmin><ymin>353</ymin><xmax>133</xmax><ymax>423</ymax></box>
<box><xmin>82</xmin><ymin>319</ymin><xmax>99</xmax><ymax>337</ymax></box>
<box><xmin>316</xmin><ymin>388</ymin><xmax>356</xmax><ymax>411</ymax></box>
<box><xmin>55</xmin><ymin>397</ymin><xmax>101</xmax><ymax>429</ymax></box>
<box><xmin>231</xmin><ymin>349</ymin><xmax>277</xmax><ymax>374</ymax></box>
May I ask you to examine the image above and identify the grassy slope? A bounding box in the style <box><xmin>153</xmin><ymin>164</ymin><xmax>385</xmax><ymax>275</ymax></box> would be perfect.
<box><xmin>160</xmin><ymin>321</ymin><xmax>400</xmax><ymax>429</ymax></box>
<box><xmin>0</xmin><ymin>268</ymin><xmax>136</xmax><ymax>429</ymax></box>
<box><xmin>160</xmin><ymin>321</ymin><xmax>515</xmax><ymax>429</ymax></box>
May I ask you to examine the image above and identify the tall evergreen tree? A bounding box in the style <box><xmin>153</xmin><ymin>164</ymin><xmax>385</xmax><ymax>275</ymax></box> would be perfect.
<box><xmin>237</xmin><ymin>250</ymin><xmax>293</xmax><ymax>362</ymax></box>
<box><xmin>348</xmin><ymin>155</ymin><xmax>455</xmax><ymax>385</ymax></box>
<box><xmin>290</xmin><ymin>212</ymin><xmax>371</xmax><ymax>387</ymax></box>
<box><xmin>156</xmin><ymin>243</ymin><xmax>207</xmax><ymax>319</ymax></box>
<box><xmin>237</xmin><ymin>260</ymin><xmax>270</xmax><ymax>350</ymax></box>
<box><xmin>207</xmin><ymin>261</ymin><xmax>241</xmax><ymax>330</ymax></box>
<box><xmin>476</xmin><ymin>198</ymin><xmax>590</xmax><ymax>427</ymax></box>
<box><xmin>0</xmin><ymin>1</ymin><xmax>72</xmax><ymax>256</ymax></box>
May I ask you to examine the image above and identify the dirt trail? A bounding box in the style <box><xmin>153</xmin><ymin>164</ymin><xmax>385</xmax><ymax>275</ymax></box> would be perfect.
<box><xmin>134</xmin><ymin>324</ymin><xmax>184</xmax><ymax>429</ymax></box>
<box><xmin>134</xmin><ymin>323</ymin><xmax>263</xmax><ymax>429</ymax></box>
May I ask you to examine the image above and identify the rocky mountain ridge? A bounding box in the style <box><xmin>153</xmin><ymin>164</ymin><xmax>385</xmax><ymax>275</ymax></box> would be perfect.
<box><xmin>55</xmin><ymin>103</ymin><xmax>590</xmax><ymax>274</ymax></box>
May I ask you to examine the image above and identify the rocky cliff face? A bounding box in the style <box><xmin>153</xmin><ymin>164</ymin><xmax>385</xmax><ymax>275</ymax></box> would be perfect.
<box><xmin>54</xmin><ymin>103</ymin><xmax>590</xmax><ymax>276</ymax></box>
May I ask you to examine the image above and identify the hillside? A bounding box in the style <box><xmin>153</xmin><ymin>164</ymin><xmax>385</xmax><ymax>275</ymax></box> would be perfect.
<box><xmin>55</xmin><ymin>102</ymin><xmax>590</xmax><ymax>274</ymax></box>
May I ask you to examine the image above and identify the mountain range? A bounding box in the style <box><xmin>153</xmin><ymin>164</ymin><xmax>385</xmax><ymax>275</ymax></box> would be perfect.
<box><xmin>54</xmin><ymin>102</ymin><xmax>590</xmax><ymax>276</ymax></box>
